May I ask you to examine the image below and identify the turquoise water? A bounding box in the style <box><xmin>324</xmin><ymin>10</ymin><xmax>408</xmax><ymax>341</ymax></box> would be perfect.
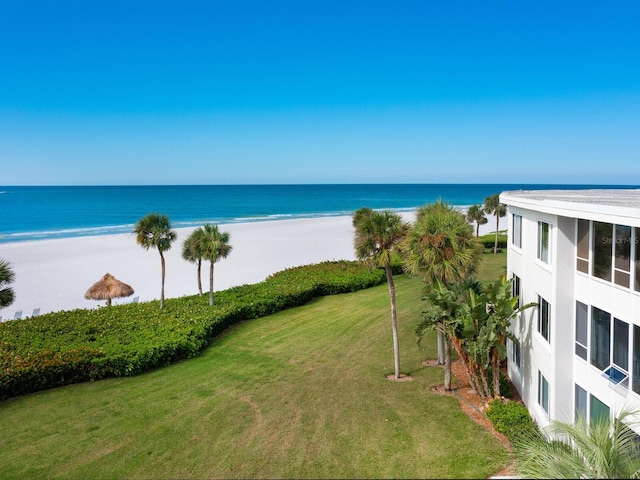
<box><xmin>0</xmin><ymin>184</ymin><xmax>632</xmax><ymax>243</ymax></box>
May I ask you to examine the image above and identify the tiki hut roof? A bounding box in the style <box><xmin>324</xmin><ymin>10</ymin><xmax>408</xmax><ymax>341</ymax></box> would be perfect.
<box><xmin>85</xmin><ymin>273</ymin><xmax>134</xmax><ymax>305</ymax></box>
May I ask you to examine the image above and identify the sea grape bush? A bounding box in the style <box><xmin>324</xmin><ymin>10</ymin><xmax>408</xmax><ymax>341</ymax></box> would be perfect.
<box><xmin>0</xmin><ymin>261</ymin><xmax>386</xmax><ymax>401</ymax></box>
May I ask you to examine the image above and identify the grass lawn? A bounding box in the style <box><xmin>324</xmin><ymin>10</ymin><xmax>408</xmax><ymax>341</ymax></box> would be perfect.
<box><xmin>0</xmin><ymin>254</ymin><xmax>508</xmax><ymax>479</ymax></box>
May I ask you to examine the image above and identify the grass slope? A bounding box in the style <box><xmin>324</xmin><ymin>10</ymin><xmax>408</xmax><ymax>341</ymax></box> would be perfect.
<box><xmin>0</xmin><ymin>254</ymin><xmax>507</xmax><ymax>478</ymax></box>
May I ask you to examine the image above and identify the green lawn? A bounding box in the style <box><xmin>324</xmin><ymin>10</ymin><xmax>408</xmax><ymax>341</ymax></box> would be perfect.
<box><xmin>0</xmin><ymin>254</ymin><xmax>508</xmax><ymax>479</ymax></box>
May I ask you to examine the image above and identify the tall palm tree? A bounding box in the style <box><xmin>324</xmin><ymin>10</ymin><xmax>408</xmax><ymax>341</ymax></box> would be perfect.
<box><xmin>198</xmin><ymin>224</ymin><xmax>232</xmax><ymax>306</ymax></box>
<box><xmin>182</xmin><ymin>229</ymin><xmax>206</xmax><ymax>295</ymax></box>
<box><xmin>465</xmin><ymin>204</ymin><xmax>487</xmax><ymax>237</ymax></box>
<box><xmin>515</xmin><ymin>408</ymin><xmax>640</xmax><ymax>479</ymax></box>
<box><xmin>133</xmin><ymin>213</ymin><xmax>177</xmax><ymax>309</ymax></box>
<box><xmin>0</xmin><ymin>259</ymin><xmax>16</xmax><ymax>309</ymax></box>
<box><xmin>402</xmin><ymin>200</ymin><xmax>481</xmax><ymax>390</ymax></box>
<box><xmin>353</xmin><ymin>208</ymin><xmax>408</xmax><ymax>379</ymax></box>
<box><xmin>484</xmin><ymin>193</ymin><xmax>507</xmax><ymax>254</ymax></box>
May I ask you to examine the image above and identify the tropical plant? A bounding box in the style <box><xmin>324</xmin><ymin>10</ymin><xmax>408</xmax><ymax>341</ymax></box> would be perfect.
<box><xmin>197</xmin><ymin>224</ymin><xmax>233</xmax><ymax>306</ymax></box>
<box><xmin>515</xmin><ymin>407</ymin><xmax>640</xmax><ymax>479</ymax></box>
<box><xmin>353</xmin><ymin>208</ymin><xmax>408</xmax><ymax>379</ymax></box>
<box><xmin>182</xmin><ymin>229</ymin><xmax>206</xmax><ymax>295</ymax></box>
<box><xmin>402</xmin><ymin>200</ymin><xmax>481</xmax><ymax>389</ymax></box>
<box><xmin>133</xmin><ymin>213</ymin><xmax>177</xmax><ymax>309</ymax></box>
<box><xmin>484</xmin><ymin>193</ymin><xmax>507</xmax><ymax>254</ymax></box>
<box><xmin>465</xmin><ymin>204</ymin><xmax>487</xmax><ymax>237</ymax></box>
<box><xmin>0</xmin><ymin>259</ymin><xmax>15</xmax><ymax>309</ymax></box>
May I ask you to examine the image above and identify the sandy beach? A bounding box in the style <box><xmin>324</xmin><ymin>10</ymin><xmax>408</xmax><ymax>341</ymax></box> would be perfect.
<box><xmin>0</xmin><ymin>212</ymin><xmax>500</xmax><ymax>318</ymax></box>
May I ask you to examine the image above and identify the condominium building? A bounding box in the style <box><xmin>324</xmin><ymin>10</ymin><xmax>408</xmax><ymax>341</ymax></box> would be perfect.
<box><xmin>500</xmin><ymin>189</ymin><xmax>640</xmax><ymax>432</ymax></box>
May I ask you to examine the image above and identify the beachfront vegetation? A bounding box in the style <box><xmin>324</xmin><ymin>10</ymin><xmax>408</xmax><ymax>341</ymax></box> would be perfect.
<box><xmin>199</xmin><ymin>224</ymin><xmax>233</xmax><ymax>306</ymax></box>
<box><xmin>484</xmin><ymin>193</ymin><xmax>507</xmax><ymax>254</ymax></box>
<box><xmin>133</xmin><ymin>213</ymin><xmax>177</xmax><ymax>309</ymax></box>
<box><xmin>353</xmin><ymin>208</ymin><xmax>408</xmax><ymax>379</ymax></box>
<box><xmin>514</xmin><ymin>408</ymin><xmax>640</xmax><ymax>479</ymax></box>
<box><xmin>465</xmin><ymin>203</ymin><xmax>487</xmax><ymax>237</ymax></box>
<box><xmin>402</xmin><ymin>200</ymin><xmax>481</xmax><ymax>390</ymax></box>
<box><xmin>0</xmin><ymin>261</ymin><xmax>387</xmax><ymax>401</ymax></box>
<box><xmin>0</xmin><ymin>259</ymin><xmax>510</xmax><ymax>478</ymax></box>
<box><xmin>0</xmin><ymin>259</ymin><xmax>15</xmax><ymax>309</ymax></box>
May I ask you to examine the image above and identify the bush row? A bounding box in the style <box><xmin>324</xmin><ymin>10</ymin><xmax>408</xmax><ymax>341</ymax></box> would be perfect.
<box><xmin>477</xmin><ymin>233</ymin><xmax>508</xmax><ymax>249</ymax></box>
<box><xmin>486</xmin><ymin>398</ymin><xmax>539</xmax><ymax>444</ymax></box>
<box><xmin>0</xmin><ymin>261</ymin><xmax>386</xmax><ymax>401</ymax></box>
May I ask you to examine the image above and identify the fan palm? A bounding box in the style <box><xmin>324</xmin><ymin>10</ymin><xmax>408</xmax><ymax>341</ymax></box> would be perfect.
<box><xmin>182</xmin><ymin>229</ymin><xmax>206</xmax><ymax>295</ymax></box>
<box><xmin>465</xmin><ymin>204</ymin><xmax>487</xmax><ymax>237</ymax></box>
<box><xmin>402</xmin><ymin>200</ymin><xmax>481</xmax><ymax>389</ymax></box>
<box><xmin>353</xmin><ymin>208</ymin><xmax>408</xmax><ymax>379</ymax></box>
<box><xmin>484</xmin><ymin>193</ymin><xmax>507</xmax><ymax>254</ymax></box>
<box><xmin>0</xmin><ymin>259</ymin><xmax>15</xmax><ymax>309</ymax></box>
<box><xmin>515</xmin><ymin>407</ymin><xmax>640</xmax><ymax>479</ymax></box>
<box><xmin>197</xmin><ymin>224</ymin><xmax>232</xmax><ymax>306</ymax></box>
<box><xmin>133</xmin><ymin>213</ymin><xmax>177</xmax><ymax>309</ymax></box>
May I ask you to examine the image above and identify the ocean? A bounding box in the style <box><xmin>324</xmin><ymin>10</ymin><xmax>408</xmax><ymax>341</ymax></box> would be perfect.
<box><xmin>0</xmin><ymin>184</ymin><xmax>633</xmax><ymax>243</ymax></box>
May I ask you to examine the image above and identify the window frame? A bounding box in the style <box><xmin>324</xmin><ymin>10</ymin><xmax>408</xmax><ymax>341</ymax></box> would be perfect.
<box><xmin>537</xmin><ymin>295</ymin><xmax>550</xmax><ymax>343</ymax></box>
<box><xmin>538</xmin><ymin>371</ymin><xmax>549</xmax><ymax>414</ymax></box>
<box><xmin>537</xmin><ymin>221</ymin><xmax>550</xmax><ymax>264</ymax></box>
<box><xmin>512</xmin><ymin>214</ymin><xmax>522</xmax><ymax>248</ymax></box>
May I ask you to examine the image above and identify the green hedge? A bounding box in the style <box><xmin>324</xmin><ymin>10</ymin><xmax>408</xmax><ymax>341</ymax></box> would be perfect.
<box><xmin>486</xmin><ymin>399</ymin><xmax>538</xmax><ymax>444</ymax></box>
<box><xmin>0</xmin><ymin>261</ymin><xmax>387</xmax><ymax>401</ymax></box>
<box><xmin>477</xmin><ymin>233</ymin><xmax>508</xmax><ymax>249</ymax></box>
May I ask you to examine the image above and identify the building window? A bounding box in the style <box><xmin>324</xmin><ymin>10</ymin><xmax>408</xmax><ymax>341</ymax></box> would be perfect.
<box><xmin>512</xmin><ymin>274</ymin><xmax>521</xmax><ymax>308</ymax></box>
<box><xmin>575</xmin><ymin>301</ymin><xmax>588</xmax><ymax>361</ymax></box>
<box><xmin>511</xmin><ymin>338</ymin><xmax>521</xmax><ymax>369</ymax></box>
<box><xmin>576</xmin><ymin>219</ymin><xmax>590</xmax><ymax>274</ymax></box>
<box><xmin>538</xmin><ymin>371</ymin><xmax>549</xmax><ymax>414</ymax></box>
<box><xmin>614</xmin><ymin>225</ymin><xmax>632</xmax><ymax>288</ymax></box>
<box><xmin>537</xmin><ymin>296</ymin><xmax>550</xmax><ymax>343</ymax></box>
<box><xmin>593</xmin><ymin>222</ymin><xmax>613</xmax><ymax>281</ymax></box>
<box><xmin>613</xmin><ymin>318</ymin><xmax>629</xmax><ymax>371</ymax></box>
<box><xmin>575</xmin><ymin>384</ymin><xmax>588</xmax><ymax>422</ymax></box>
<box><xmin>591</xmin><ymin>307</ymin><xmax>611</xmax><ymax>371</ymax></box>
<box><xmin>512</xmin><ymin>214</ymin><xmax>522</xmax><ymax>248</ymax></box>
<box><xmin>590</xmin><ymin>394</ymin><xmax>610</xmax><ymax>426</ymax></box>
<box><xmin>538</xmin><ymin>221</ymin><xmax>550</xmax><ymax>263</ymax></box>
<box><xmin>633</xmin><ymin>325</ymin><xmax>640</xmax><ymax>395</ymax></box>
<box><xmin>635</xmin><ymin>228</ymin><xmax>640</xmax><ymax>292</ymax></box>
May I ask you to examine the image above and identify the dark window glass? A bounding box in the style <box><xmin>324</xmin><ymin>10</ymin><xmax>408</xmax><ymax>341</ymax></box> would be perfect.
<box><xmin>538</xmin><ymin>221</ymin><xmax>550</xmax><ymax>263</ymax></box>
<box><xmin>635</xmin><ymin>228</ymin><xmax>640</xmax><ymax>292</ymax></box>
<box><xmin>592</xmin><ymin>222</ymin><xmax>613</xmax><ymax>281</ymax></box>
<box><xmin>512</xmin><ymin>274</ymin><xmax>521</xmax><ymax>309</ymax></box>
<box><xmin>590</xmin><ymin>395</ymin><xmax>609</xmax><ymax>426</ymax></box>
<box><xmin>538</xmin><ymin>296</ymin><xmax>550</xmax><ymax>343</ymax></box>
<box><xmin>613</xmin><ymin>318</ymin><xmax>629</xmax><ymax>371</ymax></box>
<box><xmin>633</xmin><ymin>325</ymin><xmax>640</xmax><ymax>394</ymax></box>
<box><xmin>575</xmin><ymin>301</ymin><xmax>588</xmax><ymax>360</ymax></box>
<box><xmin>575</xmin><ymin>384</ymin><xmax>587</xmax><ymax>422</ymax></box>
<box><xmin>577</xmin><ymin>219</ymin><xmax>590</xmax><ymax>273</ymax></box>
<box><xmin>539</xmin><ymin>371</ymin><xmax>549</xmax><ymax>413</ymax></box>
<box><xmin>614</xmin><ymin>225</ymin><xmax>631</xmax><ymax>287</ymax></box>
<box><xmin>591</xmin><ymin>306</ymin><xmax>611</xmax><ymax>370</ymax></box>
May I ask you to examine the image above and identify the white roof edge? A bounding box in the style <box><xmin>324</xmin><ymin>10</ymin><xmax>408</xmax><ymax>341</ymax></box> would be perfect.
<box><xmin>500</xmin><ymin>189</ymin><xmax>640</xmax><ymax>222</ymax></box>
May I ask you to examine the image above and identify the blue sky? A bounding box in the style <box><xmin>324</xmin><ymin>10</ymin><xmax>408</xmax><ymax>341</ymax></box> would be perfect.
<box><xmin>1</xmin><ymin>1</ymin><xmax>639</xmax><ymax>185</ymax></box>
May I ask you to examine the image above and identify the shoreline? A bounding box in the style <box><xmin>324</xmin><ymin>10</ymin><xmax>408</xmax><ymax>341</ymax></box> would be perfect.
<box><xmin>0</xmin><ymin>212</ymin><xmax>500</xmax><ymax>318</ymax></box>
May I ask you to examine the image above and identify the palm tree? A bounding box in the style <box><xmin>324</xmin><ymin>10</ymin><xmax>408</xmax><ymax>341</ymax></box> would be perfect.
<box><xmin>515</xmin><ymin>407</ymin><xmax>640</xmax><ymax>479</ymax></box>
<box><xmin>0</xmin><ymin>259</ymin><xmax>15</xmax><ymax>309</ymax></box>
<box><xmin>465</xmin><ymin>204</ymin><xmax>487</xmax><ymax>237</ymax></box>
<box><xmin>353</xmin><ymin>208</ymin><xmax>408</xmax><ymax>379</ymax></box>
<box><xmin>484</xmin><ymin>193</ymin><xmax>507</xmax><ymax>254</ymax></box>
<box><xmin>182</xmin><ymin>229</ymin><xmax>206</xmax><ymax>295</ymax></box>
<box><xmin>402</xmin><ymin>200</ymin><xmax>481</xmax><ymax>390</ymax></box>
<box><xmin>133</xmin><ymin>213</ymin><xmax>177</xmax><ymax>309</ymax></box>
<box><xmin>198</xmin><ymin>224</ymin><xmax>232</xmax><ymax>306</ymax></box>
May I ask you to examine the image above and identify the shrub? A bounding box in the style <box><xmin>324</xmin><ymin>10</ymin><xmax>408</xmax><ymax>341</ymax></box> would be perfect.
<box><xmin>0</xmin><ymin>261</ymin><xmax>386</xmax><ymax>401</ymax></box>
<box><xmin>476</xmin><ymin>233</ymin><xmax>507</xmax><ymax>249</ymax></box>
<box><xmin>486</xmin><ymin>399</ymin><xmax>538</xmax><ymax>444</ymax></box>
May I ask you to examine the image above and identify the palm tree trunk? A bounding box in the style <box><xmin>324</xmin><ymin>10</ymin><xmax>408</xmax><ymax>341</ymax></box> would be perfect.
<box><xmin>385</xmin><ymin>262</ymin><xmax>400</xmax><ymax>379</ymax></box>
<box><xmin>159</xmin><ymin>247</ymin><xmax>166</xmax><ymax>309</ymax></box>
<box><xmin>209</xmin><ymin>262</ymin><xmax>215</xmax><ymax>306</ymax></box>
<box><xmin>492</xmin><ymin>350</ymin><xmax>501</xmax><ymax>398</ymax></box>
<box><xmin>476</xmin><ymin>222</ymin><xmax>480</xmax><ymax>237</ymax></box>
<box><xmin>494</xmin><ymin>215</ymin><xmax>499</xmax><ymax>254</ymax></box>
<box><xmin>444</xmin><ymin>336</ymin><xmax>452</xmax><ymax>390</ymax></box>
<box><xmin>197</xmin><ymin>259</ymin><xmax>203</xmax><ymax>295</ymax></box>
<box><xmin>437</xmin><ymin>328</ymin><xmax>445</xmax><ymax>365</ymax></box>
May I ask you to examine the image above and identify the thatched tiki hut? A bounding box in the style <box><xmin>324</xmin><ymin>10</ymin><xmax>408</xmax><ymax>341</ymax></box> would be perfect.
<box><xmin>85</xmin><ymin>273</ymin><xmax>134</xmax><ymax>306</ymax></box>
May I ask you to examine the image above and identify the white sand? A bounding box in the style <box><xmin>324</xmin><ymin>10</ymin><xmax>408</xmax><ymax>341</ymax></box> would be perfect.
<box><xmin>0</xmin><ymin>212</ymin><xmax>500</xmax><ymax>318</ymax></box>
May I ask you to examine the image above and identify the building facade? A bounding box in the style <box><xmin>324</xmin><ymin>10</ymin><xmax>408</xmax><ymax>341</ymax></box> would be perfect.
<box><xmin>500</xmin><ymin>189</ymin><xmax>640</xmax><ymax>431</ymax></box>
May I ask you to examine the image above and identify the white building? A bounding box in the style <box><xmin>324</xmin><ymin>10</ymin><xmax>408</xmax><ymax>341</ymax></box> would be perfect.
<box><xmin>500</xmin><ymin>189</ymin><xmax>640</xmax><ymax>431</ymax></box>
